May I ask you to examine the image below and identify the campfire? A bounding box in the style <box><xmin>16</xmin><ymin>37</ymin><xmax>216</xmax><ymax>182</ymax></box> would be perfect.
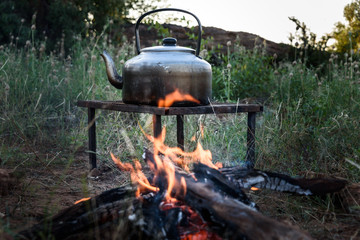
<box><xmin>18</xmin><ymin>90</ymin><xmax>347</xmax><ymax>240</ymax></box>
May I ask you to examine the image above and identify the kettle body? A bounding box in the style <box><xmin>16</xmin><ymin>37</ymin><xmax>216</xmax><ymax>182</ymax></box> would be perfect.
<box><xmin>101</xmin><ymin>8</ymin><xmax>212</xmax><ymax>106</ymax></box>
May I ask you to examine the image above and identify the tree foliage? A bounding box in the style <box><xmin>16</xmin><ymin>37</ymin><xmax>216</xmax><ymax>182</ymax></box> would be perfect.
<box><xmin>332</xmin><ymin>0</ymin><xmax>360</xmax><ymax>52</ymax></box>
<box><xmin>0</xmin><ymin>0</ymin><xmax>161</xmax><ymax>53</ymax></box>
<box><xmin>287</xmin><ymin>17</ymin><xmax>331</xmax><ymax>69</ymax></box>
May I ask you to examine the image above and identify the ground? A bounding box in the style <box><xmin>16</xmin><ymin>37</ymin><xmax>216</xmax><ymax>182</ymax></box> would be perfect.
<box><xmin>0</xmin><ymin>146</ymin><xmax>359</xmax><ymax>239</ymax></box>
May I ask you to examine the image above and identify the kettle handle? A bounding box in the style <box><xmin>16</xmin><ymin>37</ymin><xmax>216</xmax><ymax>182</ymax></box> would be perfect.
<box><xmin>135</xmin><ymin>8</ymin><xmax>202</xmax><ymax>56</ymax></box>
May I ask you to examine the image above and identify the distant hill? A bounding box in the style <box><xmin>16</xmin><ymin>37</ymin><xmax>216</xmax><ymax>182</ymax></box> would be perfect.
<box><xmin>119</xmin><ymin>23</ymin><xmax>291</xmax><ymax>60</ymax></box>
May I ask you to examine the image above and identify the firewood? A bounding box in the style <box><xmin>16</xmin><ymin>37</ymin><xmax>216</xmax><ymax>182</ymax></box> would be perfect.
<box><xmin>18</xmin><ymin>186</ymin><xmax>185</xmax><ymax>240</ymax></box>
<box><xmin>173</xmin><ymin>164</ymin><xmax>312</xmax><ymax>240</ymax></box>
<box><xmin>220</xmin><ymin>166</ymin><xmax>347</xmax><ymax>195</ymax></box>
<box><xmin>17</xmin><ymin>186</ymin><xmax>145</xmax><ymax>240</ymax></box>
<box><xmin>182</xmin><ymin>179</ymin><xmax>312</xmax><ymax>240</ymax></box>
<box><xmin>142</xmin><ymin>149</ymin><xmax>312</xmax><ymax>239</ymax></box>
<box><xmin>192</xmin><ymin>163</ymin><xmax>256</xmax><ymax>208</ymax></box>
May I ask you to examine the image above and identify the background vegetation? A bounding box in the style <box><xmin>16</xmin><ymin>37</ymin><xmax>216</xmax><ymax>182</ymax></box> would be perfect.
<box><xmin>0</xmin><ymin>0</ymin><xmax>360</xmax><ymax>238</ymax></box>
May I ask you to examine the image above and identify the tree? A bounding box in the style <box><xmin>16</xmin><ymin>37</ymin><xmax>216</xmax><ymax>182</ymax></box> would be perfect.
<box><xmin>287</xmin><ymin>17</ymin><xmax>331</xmax><ymax>68</ymax></box>
<box><xmin>332</xmin><ymin>0</ymin><xmax>360</xmax><ymax>53</ymax></box>
<box><xmin>0</xmin><ymin>0</ymin><xmax>162</xmax><ymax>53</ymax></box>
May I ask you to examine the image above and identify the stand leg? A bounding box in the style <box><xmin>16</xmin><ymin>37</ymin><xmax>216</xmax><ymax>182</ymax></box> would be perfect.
<box><xmin>177</xmin><ymin>115</ymin><xmax>184</xmax><ymax>150</ymax></box>
<box><xmin>88</xmin><ymin>107</ymin><xmax>97</xmax><ymax>169</ymax></box>
<box><xmin>246</xmin><ymin>112</ymin><xmax>256</xmax><ymax>168</ymax></box>
<box><xmin>153</xmin><ymin>115</ymin><xmax>162</xmax><ymax>138</ymax></box>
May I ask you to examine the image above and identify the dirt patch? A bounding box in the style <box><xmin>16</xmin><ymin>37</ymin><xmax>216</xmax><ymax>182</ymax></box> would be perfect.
<box><xmin>0</xmin><ymin>149</ymin><xmax>128</xmax><ymax>235</ymax></box>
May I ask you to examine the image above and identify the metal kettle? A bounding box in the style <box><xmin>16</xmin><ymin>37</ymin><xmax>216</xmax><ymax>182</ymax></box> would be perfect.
<box><xmin>101</xmin><ymin>8</ymin><xmax>212</xmax><ymax>106</ymax></box>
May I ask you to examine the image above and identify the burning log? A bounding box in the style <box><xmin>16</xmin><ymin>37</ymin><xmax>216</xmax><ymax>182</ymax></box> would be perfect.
<box><xmin>182</xmin><ymin>176</ymin><xmax>312</xmax><ymax>240</ymax></box>
<box><xmin>18</xmin><ymin>186</ymin><xmax>196</xmax><ymax>240</ymax></box>
<box><xmin>143</xmin><ymin>150</ymin><xmax>312</xmax><ymax>240</ymax></box>
<box><xmin>17</xmin><ymin>186</ymin><xmax>140</xmax><ymax>239</ymax></box>
<box><xmin>220</xmin><ymin>166</ymin><xmax>348</xmax><ymax>195</ymax></box>
<box><xmin>143</xmin><ymin>148</ymin><xmax>256</xmax><ymax>209</ymax></box>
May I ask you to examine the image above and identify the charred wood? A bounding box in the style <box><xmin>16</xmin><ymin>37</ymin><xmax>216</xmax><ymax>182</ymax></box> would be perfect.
<box><xmin>17</xmin><ymin>186</ymin><xmax>168</xmax><ymax>240</ymax></box>
<box><xmin>192</xmin><ymin>163</ymin><xmax>256</xmax><ymax>209</ymax></box>
<box><xmin>182</xmin><ymin>178</ymin><xmax>312</xmax><ymax>240</ymax></box>
<box><xmin>220</xmin><ymin>166</ymin><xmax>347</xmax><ymax>195</ymax></box>
<box><xmin>143</xmin><ymin>150</ymin><xmax>312</xmax><ymax>239</ymax></box>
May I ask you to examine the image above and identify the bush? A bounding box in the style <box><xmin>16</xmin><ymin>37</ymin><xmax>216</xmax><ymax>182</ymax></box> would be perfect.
<box><xmin>211</xmin><ymin>40</ymin><xmax>273</xmax><ymax>102</ymax></box>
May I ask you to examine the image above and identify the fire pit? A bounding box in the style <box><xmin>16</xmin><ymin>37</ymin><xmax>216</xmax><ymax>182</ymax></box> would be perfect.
<box><xmin>18</xmin><ymin>100</ymin><xmax>349</xmax><ymax>240</ymax></box>
<box><xmin>18</xmin><ymin>142</ymin><xmax>347</xmax><ymax>240</ymax></box>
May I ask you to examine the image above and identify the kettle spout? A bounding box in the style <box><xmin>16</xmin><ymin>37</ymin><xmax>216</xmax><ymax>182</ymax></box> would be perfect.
<box><xmin>100</xmin><ymin>50</ymin><xmax>123</xmax><ymax>89</ymax></box>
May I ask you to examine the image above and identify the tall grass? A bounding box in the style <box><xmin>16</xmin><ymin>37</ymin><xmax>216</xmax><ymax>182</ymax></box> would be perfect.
<box><xmin>1</xmin><ymin>27</ymin><xmax>359</xmax><ymax>182</ymax></box>
<box><xmin>257</xmin><ymin>54</ymin><xmax>360</xmax><ymax>181</ymax></box>
<box><xmin>0</xmin><ymin>28</ymin><xmax>129</xmax><ymax>166</ymax></box>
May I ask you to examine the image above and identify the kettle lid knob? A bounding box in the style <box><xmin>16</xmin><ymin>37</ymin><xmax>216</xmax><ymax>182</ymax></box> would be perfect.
<box><xmin>162</xmin><ymin>37</ymin><xmax>177</xmax><ymax>46</ymax></box>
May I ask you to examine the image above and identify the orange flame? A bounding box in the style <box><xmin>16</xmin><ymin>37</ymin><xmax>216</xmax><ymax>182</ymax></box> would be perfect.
<box><xmin>111</xmin><ymin>90</ymin><xmax>221</xmax><ymax>202</ymax></box>
<box><xmin>110</xmin><ymin>117</ymin><xmax>224</xmax><ymax>238</ymax></box>
<box><xmin>158</xmin><ymin>89</ymin><xmax>200</xmax><ymax>108</ymax></box>
<box><xmin>111</xmin><ymin>125</ymin><xmax>221</xmax><ymax>201</ymax></box>
<box><xmin>74</xmin><ymin>197</ymin><xmax>91</xmax><ymax>204</ymax></box>
<box><xmin>145</xmin><ymin>127</ymin><xmax>222</xmax><ymax>200</ymax></box>
<box><xmin>111</xmin><ymin>153</ymin><xmax>159</xmax><ymax>195</ymax></box>
<box><xmin>200</xmin><ymin>124</ymin><xmax>204</xmax><ymax>138</ymax></box>
<box><xmin>142</xmin><ymin>127</ymin><xmax>221</xmax><ymax>171</ymax></box>
<box><xmin>250</xmin><ymin>187</ymin><xmax>260</xmax><ymax>191</ymax></box>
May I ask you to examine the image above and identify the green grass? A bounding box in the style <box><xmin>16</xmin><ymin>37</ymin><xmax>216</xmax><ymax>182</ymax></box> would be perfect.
<box><xmin>256</xmin><ymin>54</ymin><xmax>360</xmax><ymax>181</ymax></box>
<box><xmin>1</xmin><ymin>33</ymin><xmax>359</xmax><ymax>181</ymax></box>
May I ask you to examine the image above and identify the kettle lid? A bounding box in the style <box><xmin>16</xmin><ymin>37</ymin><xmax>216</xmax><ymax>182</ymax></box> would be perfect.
<box><xmin>141</xmin><ymin>37</ymin><xmax>195</xmax><ymax>54</ymax></box>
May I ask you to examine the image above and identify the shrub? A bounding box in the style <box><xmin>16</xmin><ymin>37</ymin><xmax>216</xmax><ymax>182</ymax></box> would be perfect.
<box><xmin>211</xmin><ymin>40</ymin><xmax>273</xmax><ymax>102</ymax></box>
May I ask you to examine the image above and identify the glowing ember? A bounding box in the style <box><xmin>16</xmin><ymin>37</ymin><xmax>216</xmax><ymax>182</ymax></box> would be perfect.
<box><xmin>74</xmin><ymin>197</ymin><xmax>91</xmax><ymax>204</ymax></box>
<box><xmin>251</xmin><ymin>187</ymin><xmax>260</xmax><ymax>191</ymax></box>
<box><xmin>158</xmin><ymin>89</ymin><xmax>200</xmax><ymax>108</ymax></box>
<box><xmin>160</xmin><ymin>199</ymin><xmax>222</xmax><ymax>240</ymax></box>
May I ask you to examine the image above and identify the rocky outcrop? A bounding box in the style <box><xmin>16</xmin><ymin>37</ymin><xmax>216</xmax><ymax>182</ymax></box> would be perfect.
<box><xmin>119</xmin><ymin>23</ymin><xmax>291</xmax><ymax>59</ymax></box>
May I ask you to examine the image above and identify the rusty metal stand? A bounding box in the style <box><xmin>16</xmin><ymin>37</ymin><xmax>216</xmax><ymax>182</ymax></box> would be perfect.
<box><xmin>246</xmin><ymin>112</ymin><xmax>256</xmax><ymax>168</ymax></box>
<box><xmin>153</xmin><ymin>114</ymin><xmax>162</xmax><ymax>138</ymax></box>
<box><xmin>88</xmin><ymin>107</ymin><xmax>97</xmax><ymax>169</ymax></box>
<box><xmin>176</xmin><ymin>115</ymin><xmax>184</xmax><ymax>150</ymax></box>
<box><xmin>77</xmin><ymin>101</ymin><xmax>263</xmax><ymax>170</ymax></box>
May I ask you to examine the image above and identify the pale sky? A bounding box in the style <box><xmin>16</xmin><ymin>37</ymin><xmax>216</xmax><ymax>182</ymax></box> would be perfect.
<box><xmin>165</xmin><ymin>0</ymin><xmax>352</xmax><ymax>44</ymax></box>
